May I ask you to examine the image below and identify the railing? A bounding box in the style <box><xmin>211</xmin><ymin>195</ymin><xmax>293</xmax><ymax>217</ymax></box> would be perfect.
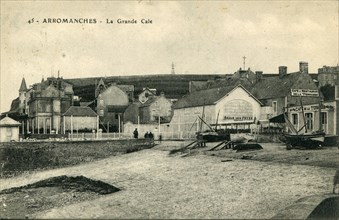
<box><xmin>67</xmin><ymin>131</ymin><xmax>197</xmax><ymax>141</ymax></box>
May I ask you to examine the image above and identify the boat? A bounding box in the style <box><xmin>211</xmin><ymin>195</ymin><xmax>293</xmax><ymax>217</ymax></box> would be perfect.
<box><xmin>196</xmin><ymin>130</ymin><xmax>230</xmax><ymax>142</ymax></box>
<box><xmin>284</xmin><ymin>130</ymin><xmax>325</xmax><ymax>149</ymax></box>
<box><xmin>194</xmin><ymin>108</ymin><xmax>230</xmax><ymax>142</ymax></box>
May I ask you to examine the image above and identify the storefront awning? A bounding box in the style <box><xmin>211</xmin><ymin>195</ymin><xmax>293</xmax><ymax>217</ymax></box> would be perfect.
<box><xmin>269</xmin><ymin>113</ymin><xmax>286</xmax><ymax>123</ymax></box>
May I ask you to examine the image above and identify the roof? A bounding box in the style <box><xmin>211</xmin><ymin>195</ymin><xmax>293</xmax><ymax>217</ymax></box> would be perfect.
<box><xmin>251</xmin><ymin>72</ymin><xmax>302</xmax><ymax>99</ymax></box>
<box><xmin>106</xmin><ymin>105</ymin><xmax>128</xmax><ymax>113</ymax></box>
<box><xmin>0</xmin><ymin>116</ymin><xmax>21</xmax><ymax>127</ymax></box>
<box><xmin>63</xmin><ymin>106</ymin><xmax>98</xmax><ymax>117</ymax></box>
<box><xmin>19</xmin><ymin>78</ymin><xmax>27</xmax><ymax>92</ymax></box>
<box><xmin>174</xmin><ymin>84</ymin><xmax>261</xmax><ymax>109</ymax></box>
<box><xmin>140</xmin><ymin>95</ymin><xmax>168</xmax><ymax>107</ymax></box>
<box><xmin>9</xmin><ymin>97</ymin><xmax>20</xmax><ymax>112</ymax></box>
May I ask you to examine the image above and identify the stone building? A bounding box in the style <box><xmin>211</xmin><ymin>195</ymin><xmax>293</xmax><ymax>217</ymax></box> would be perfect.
<box><xmin>25</xmin><ymin>76</ymin><xmax>74</xmax><ymax>134</ymax></box>
<box><xmin>138</xmin><ymin>87</ymin><xmax>157</xmax><ymax>104</ymax></box>
<box><xmin>139</xmin><ymin>92</ymin><xmax>173</xmax><ymax>123</ymax></box>
<box><xmin>318</xmin><ymin>65</ymin><xmax>339</xmax><ymax>87</ymax></box>
<box><xmin>0</xmin><ymin>116</ymin><xmax>21</xmax><ymax>142</ymax></box>
<box><xmin>251</xmin><ymin>62</ymin><xmax>320</xmax><ymax>118</ymax></box>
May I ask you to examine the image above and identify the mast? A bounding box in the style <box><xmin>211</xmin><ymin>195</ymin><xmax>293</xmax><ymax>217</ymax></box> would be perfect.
<box><xmin>215</xmin><ymin>109</ymin><xmax>220</xmax><ymax>131</ymax></box>
<box><xmin>299</xmin><ymin>95</ymin><xmax>307</xmax><ymax>133</ymax></box>
<box><xmin>199</xmin><ymin>100</ymin><xmax>205</xmax><ymax>132</ymax></box>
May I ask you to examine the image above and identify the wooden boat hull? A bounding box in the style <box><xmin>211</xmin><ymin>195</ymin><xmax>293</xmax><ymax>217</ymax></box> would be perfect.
<box><xmin>284</xmin><ymin>132</ymin><xmax>325</xmax><ymax>148</ymax></box>
<box><xmin>197</xmin><ymin>131</ymin><xmax>230</xmax><ymax>142</ymax></box>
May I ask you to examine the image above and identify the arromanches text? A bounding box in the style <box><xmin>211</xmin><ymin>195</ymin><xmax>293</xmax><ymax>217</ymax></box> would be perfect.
<box><xmin>42</xmin><ymin>18</ymin><xmax>97</xmax><ymax>24</ymax></box>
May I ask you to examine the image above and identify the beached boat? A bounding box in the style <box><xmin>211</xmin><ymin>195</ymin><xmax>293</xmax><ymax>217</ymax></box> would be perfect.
<box><xmin>284</xmin><ymin>131</ymin><xmax>325</xmax><ymax>149</ymax></box>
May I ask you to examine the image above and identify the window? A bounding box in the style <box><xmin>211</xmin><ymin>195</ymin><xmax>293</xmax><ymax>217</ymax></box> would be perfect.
<box><xmin>321</xmin><ymin>112</ymin><xmax>327</xmax><ymax>125</ymax></box>
<box><xmin>115</xmin><ymin>114</ymin><xmax>119</xmax><ymax>119</ymax></box>
<box><xmin>292</xmin><ymin>114</ymin><xmax>298</xmax><ymax>126</ymax></box>
<box><xmin>272</xmin><ymin>101</ymin><xmax>277</xmax><ymax>113</ymax></box>
<box><xmin>99</xmin><ymin>99</ymin><xmax>104</xmax><ymax>106</ymax></box>
<box><xmin>46</xmin><ymin>104</ymin><xmax>51</xmax><ymax>112</ymax></box>
<box><xmin>305</xmin><ymin>113</ymin><xmax>313</xmax><ymax>131</ymax></box>
<box><xmin>99</xmin><ymin>110</ymin><xmax>104</xmax><ymax>116</ymax></box>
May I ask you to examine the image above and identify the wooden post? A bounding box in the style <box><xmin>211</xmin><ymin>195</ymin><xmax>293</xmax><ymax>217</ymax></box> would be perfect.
<box><xmin>32</xmin><ymin>119</ymin><xmax>34</xmax><ymax>134</ymax></box>
<box><xmin>96</xmin><ymin>115</ymin><xmax>99</xmax><ymax>139</ymax></box>
<box><xmin>319</xmin><ymin>97</ymin><xmax>322</xmax><ymax>131</ymax></box>
<box><xmin>26</xmin><ymin>120</ymin><xmax>29</xmax><ymax>134</ymax></box>
<box><xmin>43</xmin><ymin>118</ymin><xmax>46</xmax><ymax>134</ymax></box>
<box><xmin>71</xmin><ymin>115</ymin><xmax>73</xmax><ymax>139</ymax></box>
<box><xmin>22</xmin><ymin>120</ymin><xmax>24</xmax><ymax>135</ymax></box>
<box><xmin>63</xmin><ymin>116</ymin><xmax>66</xmax><ymax>134</ymax></box>
<box><xmin>118</xmin><ymin>114</ymin><xmax>121</xmax><ymax>137</ymax></box>
<box><xmin>37</xmin><ymin>117</ymin><xmax>40</xmax><ymax>134</ymax></box>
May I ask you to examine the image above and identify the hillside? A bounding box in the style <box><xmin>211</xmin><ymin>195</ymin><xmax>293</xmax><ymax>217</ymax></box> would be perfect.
<box><xmin>64</xmin><ymin>74</ymin><xmax>227</xmax><ymax>102</ymax></box>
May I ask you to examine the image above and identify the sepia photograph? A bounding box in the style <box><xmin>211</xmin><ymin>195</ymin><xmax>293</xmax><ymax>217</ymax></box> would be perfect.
<box><xmin>0</xmin><ymin>0</ymin><xmax>338</xmax><ymax>219</ymax></box>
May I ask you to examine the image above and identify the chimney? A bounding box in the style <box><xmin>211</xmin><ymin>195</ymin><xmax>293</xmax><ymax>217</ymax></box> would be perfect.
<box><xmin>279</xmin><ymin>66</ymin><xmax>287</xmax><ymax>79</ymax></box>
<box><xmin>299</xmin><ymin>61</ymin><xmax>309</xmax><ymax>74</ymax></box>
<box><xmin>255</xmin><ymin>71</ymin><xmax>263</xmax><ymax>81</ymax></box>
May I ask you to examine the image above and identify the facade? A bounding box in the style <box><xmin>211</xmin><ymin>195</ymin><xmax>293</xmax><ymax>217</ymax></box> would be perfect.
<box><xmin>287</xmin><ymin>101</ymin><xmax>336</xmax><ymax>135</ymax></box>
<box><xmin>139</xmin><ymin>92</ymin><xmax>173</xmax><ymax>123</ymax></box>
<box><xmin>0</xmin><ymin>116</ymin><xmax>21</xmax><ymax>142</ymax></box>
<box><xmin>26</xmin><ymin>77</ymin><xmax>74</xmax><ymax>134</ymax></box>
<box><xmin>63</xmin><ymin>106</ymin><xmax>98</xmax><ymax>132</ymax></box>
<box><xmin>251</xmin><ymin>62</ymin><xmax>320</xmax><ymax>119</ymax></box>
<box><xmin>138</xmin><ymin>88</ymin><xmax>157</xmax><ymax>104</ymax></box>
<box><xmin>171</xmin><ymin>85</ymin><xmax>263</xmax><ymax>133</ymax></box>
<box><xmin>124</xmin><ymin>102</ymin><xmax>142</xmax><ymax>124</ymax></box>
<box><xmin>96</xmin><ymin>82</ymin><xmax>129</xmax><ymax>132</ymax></box>
<box><xmin>318</xmin><ymin>65</ymin><xmax>339</xmax><ymax>87</ymax></box>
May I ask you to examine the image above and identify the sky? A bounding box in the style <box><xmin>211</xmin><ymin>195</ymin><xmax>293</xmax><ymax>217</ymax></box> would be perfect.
<box><xmin>1</xmin><ymin>0</ymin><xmax>338</xmax><ymax>113</ymax></box>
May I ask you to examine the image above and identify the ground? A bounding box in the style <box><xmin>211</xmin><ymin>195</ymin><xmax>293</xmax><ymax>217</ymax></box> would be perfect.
<box><xmin>0</xmin><ymin>141</ymin><xmax>338</xmax><ymax>219</ymax></box>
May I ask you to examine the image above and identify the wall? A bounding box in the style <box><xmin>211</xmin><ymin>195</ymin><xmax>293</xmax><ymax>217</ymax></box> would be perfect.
<box><xmin>0</xmin><ymin>127</ymin><xmax>19</xmax><ymax>142</ymax></box>
<box><xmin>171</xmin><ymin>105</ymin><xmax>215</xmax><ymax>132</ymax></box>
<box><xmin>215</xmin><ymin>87</ymin><xmax>262</xmax><ymax>125</ymax></box>
<box><xmin>64</xmin><ymin>116</ymin><xmax>97</xmax><ymax>131</ymax></box>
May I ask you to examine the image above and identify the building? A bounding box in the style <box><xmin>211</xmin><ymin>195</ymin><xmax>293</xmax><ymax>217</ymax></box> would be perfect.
<box><xmin>138</xmin><ymin>87</ymin><xmax>157</xmax><ymax>104</ymax></box>
<box><xmin>26</xmin><ymin>76</ymin><xmax>74</xmax><ymax>134</ymax></box>
<box><xmin>62</xmin><ymin>106</ymin><xmax>98</xmax><ymax>132</ymax></box>
<box><xmin>286</xmin><ymin>71</ymin><xmax>339</xmax><ymax>137</ymax></box>
<box><xmin>139</xmin><ymin>92</ymin><xmax>173</xmax><ymax>123</ymax></box>
<box><xmin>318</xmin><ymin>65</ymin><xmax>339</xmax><ymax>87</ymax></box>
<box><xmin>171</xmin><ymin>84</ymin><xmax>263</xmax><ymax>133</ymax></box>
<box><xmin>251</xmin><ymin>62</ymin><xmax>320</xmax><ymax>119</ymax></box>
<box><xmin>95</xmin><ymin>80</ymin><xmax>130</xmax><ymax>132</ymax></box>
<box><xmin>124</xmin><ymin>102</ymin><xmax>142</xmax><ymax>124</ymax></box>
<box><xmin>0</xmin><ymin>116</ymin><xmax>21</xmax><ymax>142</ymax></box>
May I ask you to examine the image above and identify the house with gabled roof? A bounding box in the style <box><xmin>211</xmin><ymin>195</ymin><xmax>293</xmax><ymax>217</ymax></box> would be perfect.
<box><xmin>138</xmin><ymin>87</ymin><xmax>157</xmax><ymax>104</ymax></box>
<box><xmin>139</xmin><ymin>92</ymin><xmax>173</xmax><ymax>123</ymax></box>
<box><xmin>171</xmin><ymin>84</ymin><xmax>263</xmax><ymax>132</ymax></box>
<box><xmin>251</xmin><ymin>62</ymin><xmax>320</xmax><ymax>120</ymax></box>
<box><xmin>62</xmin><ymin>106</ymin><xmax>98</xmax><ymax>132</ymax></box>
<box><xmin>0</xmin><ymin>116</ymin><xmax>21</xmax><ymax>142</ymax></box>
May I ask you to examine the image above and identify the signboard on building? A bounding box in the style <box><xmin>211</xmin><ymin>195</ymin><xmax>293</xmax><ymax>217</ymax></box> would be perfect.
<box><xmin>222</xmin><ymin>100</ymin><xmax>254</xmax><ymax>123</ymax></box>
<box><xmin>291</xmin><ymin>89</ymin><xmax>319</xmax><ymax>97</ymax></box>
